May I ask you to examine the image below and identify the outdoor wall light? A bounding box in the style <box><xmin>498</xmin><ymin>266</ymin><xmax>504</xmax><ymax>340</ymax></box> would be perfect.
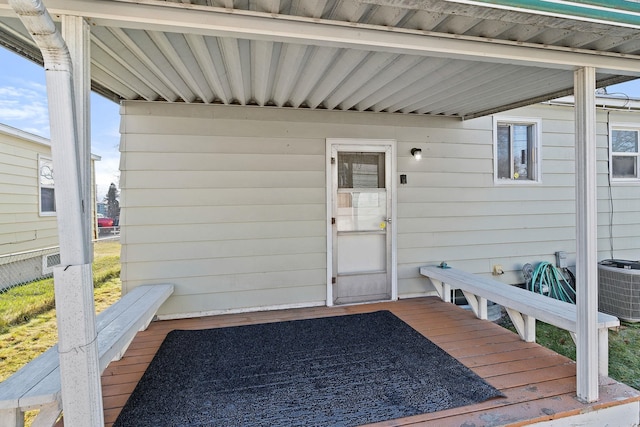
<box><xmin>411</xmin><ymin>148</ymin><xmax>422</xmax><ymax>160</ymax></box>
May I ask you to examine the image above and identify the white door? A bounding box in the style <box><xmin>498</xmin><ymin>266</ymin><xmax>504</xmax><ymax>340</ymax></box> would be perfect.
<box><xmin>327</xmin><ymin>141</ymin><xmax>395</xmax><ymax>305</ymax></box>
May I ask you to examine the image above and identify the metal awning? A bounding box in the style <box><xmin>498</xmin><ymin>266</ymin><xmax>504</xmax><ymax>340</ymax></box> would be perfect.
<box><xmin>1</xmin><ymin>0</ymin><xmax>640</xmax><ymax>119</ymax></box>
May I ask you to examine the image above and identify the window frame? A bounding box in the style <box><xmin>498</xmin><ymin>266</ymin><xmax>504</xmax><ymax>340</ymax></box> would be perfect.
<box><xmin>609</xmin><ymin>122</ymin><xmax>640</xmax><ymax>183</ymax></box>
<box><xmin>38</xmin><ymin>154</ymin><xmax>56</xmax><ymax>216</ymax></box>
<box><xmin>493</xmin><ymin>116</ymin><xmax>542</xmax><ymax>185</ymax></box>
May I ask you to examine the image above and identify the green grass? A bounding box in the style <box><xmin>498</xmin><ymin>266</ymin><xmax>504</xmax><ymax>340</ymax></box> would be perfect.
<box><xmin>0</xmin><ymin>278</ymin><xmax>56</xmax><ymax>335</ymax></box>
<box><xmin>0</xmin><ymin>240</ymin><xmax>122</xmax><ymax>382</ymax></box>
<box><xmin>498</xmin><ymin>314</ymin><xmax>640</xmax><ymax>391</ymax></box>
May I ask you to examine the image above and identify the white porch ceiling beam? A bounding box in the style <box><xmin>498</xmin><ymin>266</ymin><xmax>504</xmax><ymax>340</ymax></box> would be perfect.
<box><xmin>339</xmin><ymin>55</ymin><xmax>422</xmax><ymax>111</ymax></box>
<box><xmin>91</xmin><ymin>45</ymin><xmax>158</xmax><ymax>101</ymax></box>
<box><xmin>219</xmin><ymin>37</ymin><xmax>247</xmax><ymax>104</ymax></box>
<box><xmin>371</xmin><ymin>59</ymin><xmax>467</xmax><ymax>112</ymax></box>
<box><xmin>289</xmin><ymin>46</ymin><xmax>338</xmax><ymax>108</ymax></box>
<box><xmin>355</xmin><ymin>57</ymin><xmax>450</xmax><ymax>112</ymax></box>
<box><xmin>149</xmin><ymin>31</ymin><xmax>211</xmax><ymax>103</ymax></box>
<box><xmin>324</xmin><ymin>52</ymin><xmax>396</xmax><ymax>111</ymax></box>
<box><xmin>2</xmin><ymin>0</ymin><xmax>640</xmax><ymax>75</ymax></box>
<box><xmin>272</xmin><ymin>43</ymin><xmax>307</xmax><ymax>107</ymax></box>
<box><xmin>410</xmin><ymin>63</ymin><xmax>523</xmax><ymax>114</ymax></box>
<box><xmin>425</xmin><ymin>68</ymin><xmax>569</xmax><ymax>115</ymax></box>
<box><xmin>251</xmin><ymin>39</ymin><xmax>274</xmax><ymax>106</ymax></box>
<box><xmin>385</xmin><ymin>61</ymin><xmax>497</xmax><ymax>113</ymax></box>
<box><xmin>306</xmin><ymin>49</ymin><xmax>369</xmax><ymax>109</ymax></box>
<box><xmin>186</xmin><ymin>33</ymin><xmax>229</xmax><ymax>103</ymax></box>
<box><xmin>108</xmin><ymin>27</ymin><xmax>185</xmax><ymax>101</ymax></box>
<box><xmin>92</xmin><ymin>27</ymin><xmax>176</xmax><ymax>101</ymax></box>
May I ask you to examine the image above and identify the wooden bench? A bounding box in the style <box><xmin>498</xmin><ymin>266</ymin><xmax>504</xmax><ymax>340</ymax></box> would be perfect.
<box><xmin>420</xmin><ymin>265</ymin><xmax>619</xmax><ymax>377</ymax></box>
<box><xmin>0</xmin><ymin>283</ymin><xmax>174</xmax><ymax>427</ymax></box>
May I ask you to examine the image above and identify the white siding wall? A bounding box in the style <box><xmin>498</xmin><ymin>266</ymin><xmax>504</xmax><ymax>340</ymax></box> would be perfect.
<box><xmin>120</xmin><ymin>101</ymin><xmax>640</xmax><ymax>317</ymax></box>
<box><xmin>0</xmin><ymin>129</ymin><xmax>58</xmax><ymax>256</ymax></box>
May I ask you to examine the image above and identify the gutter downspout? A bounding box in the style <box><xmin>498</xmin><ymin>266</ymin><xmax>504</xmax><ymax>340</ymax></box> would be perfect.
<box><xmin>8</xmin><ymin>0</ymin><xmax>103</xmax><ymax>424</ymax></box>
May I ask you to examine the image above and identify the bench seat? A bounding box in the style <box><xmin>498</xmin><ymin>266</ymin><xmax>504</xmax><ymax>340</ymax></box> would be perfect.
<box><xmin>0</xmin><ymin>283</ymin><xmax>173</xmax><ymax>427</ymax></box>
<box><xmin>420</xmin><ymin>265</ymin><xmax>619</xmax><ymax>376</ymax></box>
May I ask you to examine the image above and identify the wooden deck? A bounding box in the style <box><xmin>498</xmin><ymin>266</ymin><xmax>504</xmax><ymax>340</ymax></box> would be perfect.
<box><xmin>98</xmin><ymin>297</ymin><xmax>640</xmax><ymax>426</ymax></box>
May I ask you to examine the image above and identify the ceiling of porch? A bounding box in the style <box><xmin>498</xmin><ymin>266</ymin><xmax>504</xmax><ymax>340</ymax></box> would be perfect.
<box><xmin>1</xmin><ymin>0</ymin><xmax>640</xmax><ymax>119</ymax></box>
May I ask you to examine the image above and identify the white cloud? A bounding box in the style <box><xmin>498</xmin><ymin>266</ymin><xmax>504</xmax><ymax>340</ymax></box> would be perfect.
<box><xmin>0</xmin><ymin>84</ymin><xmax>49</xmax><ymax>136</ymax></box>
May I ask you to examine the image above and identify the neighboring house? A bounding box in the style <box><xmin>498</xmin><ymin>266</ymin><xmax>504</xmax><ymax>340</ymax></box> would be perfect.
<box><xmin>0</xmin><ymin>123</ymin><xmax>100</xmax><ymax>289</ymax></box>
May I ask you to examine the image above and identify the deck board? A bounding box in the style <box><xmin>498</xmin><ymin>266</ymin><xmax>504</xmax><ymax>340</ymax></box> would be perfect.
<box><xmin>94</xmin><ymin>297</ymin><xmax>639</xmax><ymax>426</ymax></box>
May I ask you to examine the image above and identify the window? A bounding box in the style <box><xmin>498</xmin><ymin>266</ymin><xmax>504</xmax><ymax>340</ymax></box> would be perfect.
<box><xmin>494</xmin><ymin>117</ymin><xmax>541</xmax><ymax>184</ymax></box>
<box><xmin>610</xmin><ymin>125</ymin><xmax>640</xmax><ymax>181</ymax></box>
<box><xmin>38</xmin><ymin>155</ymin><xmax>55</xmax><ymax>215</ymax></box>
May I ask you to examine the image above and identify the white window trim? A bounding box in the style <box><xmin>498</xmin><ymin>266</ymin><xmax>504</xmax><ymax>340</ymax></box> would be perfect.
<box><xmin>38</xmin><ymin>154</ymin><xmax>56</xmax><ymax>217</ymax></box>
<box><xmin>609</xmin><ymin>122</ymin><xmax>640</xmax><ymax>184</ymax></box>
<box><xmin>493</xmin><ymin>116</ymin><xmax>542</xmax><ymax>185</ymax></box>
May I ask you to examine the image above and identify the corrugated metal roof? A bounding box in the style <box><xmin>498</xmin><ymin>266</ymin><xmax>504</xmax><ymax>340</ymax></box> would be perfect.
<box><xmin>1</xmin><ymin>0</ymin><xmax>639</xmax><ymax>118</ymax></box>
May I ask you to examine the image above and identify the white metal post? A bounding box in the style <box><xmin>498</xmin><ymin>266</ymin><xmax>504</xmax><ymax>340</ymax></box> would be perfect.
<box><xmin>8</xmin><ymin>1</ymin><xmax>103</xmax><ymax>425</ymax></box>
<box><xmin>574</xmin><ymin>66</ymin><xmax>599</xmax><ymax>403</ymax></box>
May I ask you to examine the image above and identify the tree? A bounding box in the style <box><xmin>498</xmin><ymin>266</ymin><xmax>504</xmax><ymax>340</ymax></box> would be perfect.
<box><xmin>105</xmin><ymin>182</ymin><xmax>120</xmax><ymax>224</ymax></box>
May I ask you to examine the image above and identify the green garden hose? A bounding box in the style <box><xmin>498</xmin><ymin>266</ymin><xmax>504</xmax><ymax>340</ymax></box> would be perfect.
<box><xmin>527</xmin><ymin>262</ymin><xmax>576</xmax><ymax>304</ymax></box>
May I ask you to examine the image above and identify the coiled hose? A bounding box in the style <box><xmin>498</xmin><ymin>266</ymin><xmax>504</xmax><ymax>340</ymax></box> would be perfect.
<box><xmin>525</xmin><ymin>262</ymin><xmax>576</xmax><ymax>304</ymax></box>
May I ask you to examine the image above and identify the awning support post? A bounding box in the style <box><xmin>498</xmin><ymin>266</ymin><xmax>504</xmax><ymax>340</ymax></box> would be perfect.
<box><xmin>574</xmin><ymin>66</ymin><xmax>599</xmax><ymax>403</ymax></box>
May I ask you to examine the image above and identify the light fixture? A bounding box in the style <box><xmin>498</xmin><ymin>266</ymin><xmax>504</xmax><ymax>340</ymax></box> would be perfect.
<box><xmin>411</xmin><ymin>148</ymin><xmax>422</xmax><ymax>160</ymax></box>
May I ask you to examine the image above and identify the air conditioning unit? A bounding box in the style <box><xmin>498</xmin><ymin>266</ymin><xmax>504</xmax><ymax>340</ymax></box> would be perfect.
<box><xmin>598</xmin><ymin>259</ymin><xmax>640</xmax><ymax>323</ymax></box>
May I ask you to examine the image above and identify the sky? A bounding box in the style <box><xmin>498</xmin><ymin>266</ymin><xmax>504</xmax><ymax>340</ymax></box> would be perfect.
<box><xmin>2</xmin><ymin>46</ymin><xmax>640</xmax><ymax>201</ymax></box>
<box><xmin>0</xmin><ymin>47</ymin><xmax>121</xmax><ymax>201</ymax></box>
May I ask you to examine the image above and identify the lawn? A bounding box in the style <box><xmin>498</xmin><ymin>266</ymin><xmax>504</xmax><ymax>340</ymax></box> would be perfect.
<box><xmin>0</xmin><ymin>239</ymin><xmax>122</xmax><ymax>382</ymax></box>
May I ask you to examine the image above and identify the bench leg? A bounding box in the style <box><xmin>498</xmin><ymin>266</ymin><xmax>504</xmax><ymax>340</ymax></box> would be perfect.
<box><xmin>598</xmin><ymin>328</ymin><xmax>609</xmax><ymax>377</ymax></box>
<box><xmin>0</xmin><ymin>408</ymin><xmax>24</xmax><ymax>427</ymax></box>
<box><xmin>429</xmin><ymin>279</ymin><xmax>451</xmax><ymax>303</ymax></box>
<box><xmin>462</xmin><ymin>291</ymin><xmax>488</xmax><ymax>320</ymax></box>
<box><xmin>506</xmin><ymin>308</ymin><xmax>536</xmax><ymax>342</ymax></box>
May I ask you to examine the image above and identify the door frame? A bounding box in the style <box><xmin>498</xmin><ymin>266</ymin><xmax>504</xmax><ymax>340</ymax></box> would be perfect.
<box><xmin>325</xmin><ymin>138</ymin><xmax>397</xmax><ymax>306</ymax></box>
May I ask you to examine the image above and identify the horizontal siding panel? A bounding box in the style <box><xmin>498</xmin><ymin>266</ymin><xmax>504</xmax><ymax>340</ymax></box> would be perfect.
<box><xmin>0</xmin><ymin>163</ymin><xmax>35</xmax><ymax>178</ymax></box>
<box><xmin>123</xmin><ymin>135</ymin><xmax>325</xmax><ymax>155</ymax></box>
<box><xmin>400</xmin><ymin>227</ymin><xmax>575</xmax><ymax>248</ymax></box>
<box><xmin>396</xmin><ymin>142</ymin><xmax>492</xmax><ymax>161</ymax></box>
<box><xmin>0</xmin><ymin>221</ymin><xmax>57</xmax><ymax>235</ymax></box>
<box><xmin>125</xmin><ymin>205</ymin><xmax>324</xmax><ymax>225</ymax></box>
<box><xmin>124</xmin><ymin>170</ymin><xmax>324</xmax><ymax>189</ymax></box>
<box><xmin>126</xmin><ymin>269</ymin><xmax>326</xmax><ymax>296</ymax></box>
<box><xmin>0</xmin><ymin>183</ymin><xmax>38</xmax><ymax>196</ymax></box>
<box><xmin>0</xmin><ymin>151</ymin><xmax>34</xmax><ymax>169</ymax></box>
<box><xmin>122</xmin><ymin>221</ymin><xmax>325</xmax><ymax>244</ymax></box>
<box><xmin>398</xmin><ymin>172</ymin><xmax>493</xmax><ymax>188</ymax></box>
<box><xmin>123</xmin><ymin>152</ymin><xmax>324</xmax><ymax>172</ymax></box>
<box><xmin>0</xmin><ymin>193</ymin><xmax>38</xmax><ymax>205</ymax></box>
<box><xmin>0</xmin><ymin>173</ymin><xmax>37</xmax><ymax>187</ymax></box>
<box><xmin>0</xmin><ymin>140</ymin><xmax>44</xmax><ymax>160</ymax></box>
<box><xmin>397</xmin><ymin>201</ymin><xmax>575</xmax><ymax>216</ymax></box>
<box><xmin>0</xmin><ymin>204</ymin><xmax>46</xmax><ymax>215</ymax></box>
<box><xmin>398</xmin><ymin>240</ymin><xmax>577</xmax><ymax>264</ymax></box>
<box><xmin>0</xmin><ymin>213</ymin><xmax>48</xmax><ymax>224</ymax></box>
<box><xmin>122</xmin><ymin>237</ymin><xmax>326</xmax><ymax>262</ymax></box>
<box><xmin>123</xmin><ymin>253</ymin><xmax>326</xmax><ymax>281</ymax></box>
<box><xmin>397</xmin><ymin>213</ymin><xmax>576</xmax><ymax>233</ymax></box>
<box><xmin>122</xmin><ymin>188</ymin><xmax>324</xmax><ymax>207</ymax></box>
<box><xmin>399</xmin><ymin>186</ymin><xmax>576</xmax><ymax>203</ymax></box>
